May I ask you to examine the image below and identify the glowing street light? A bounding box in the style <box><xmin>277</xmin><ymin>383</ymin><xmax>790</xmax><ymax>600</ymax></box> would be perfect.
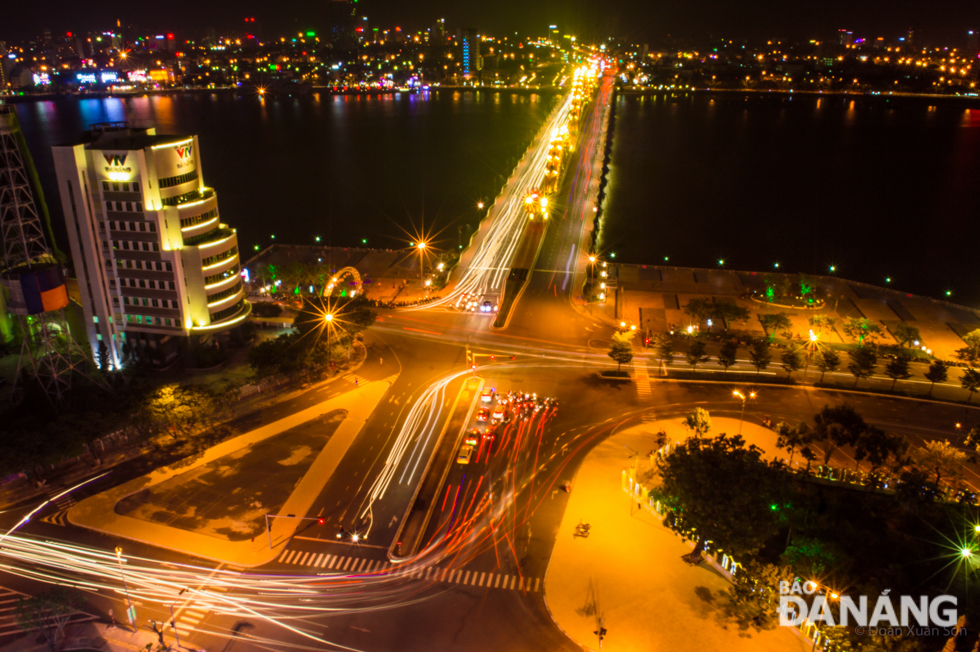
<box><xmin>732</xmin><ymin>390</ymin><xmax>757</xmax><ymax>435</ymax></box>
<box><xmin>477</xmin><ymin>201</ymin><xmax>485</xmax><ymax>209</ymax></box>
<box><xmin>324</xmin><ymin>313</ymin><xmax>334</xmax><ymax>365</ymax></box>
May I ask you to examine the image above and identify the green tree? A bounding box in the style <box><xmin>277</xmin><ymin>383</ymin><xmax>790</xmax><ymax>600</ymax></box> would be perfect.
<box><xmin>883</xmin><ymin>355</ymin><xmax>912</xmax><ymax>390</ymax></box>
<box><xmin>960</xmin><ymin>367</ymin><xmax>980</xmax><ymax>403</ymax></box>
<box><xmin>725</xmin><ymin>561</ymin><xmax>795</xmax><ymax>631</ymax></box>
<box><xmin>923</xmin><ymin>360</ymin><xmax>948</xmax><ymax>396</ymax></box>
<box><xmin>140</xmin><ymin>384</ymin><xmax>218</xmax><ymax>440</ymax></box>
<box><xmin>816</xmin><ymin>349</ymin><xmax>841</xmax><ymax>382</ymax></box>
<box><xmin>842</xmin><ymin>317</ymin><xmax>882</xmax><ymax>347</ymax></box>
<box><xmin>607</xmin><ymin>331</ymin><xmax>634</xmax><ymax>372</ymax></box>
<box><xmin>760</xmin><ymin>313</ymin><xmax>791</xmax><ymax>339</ymax></box>
<box><xmin>717</xmin><ymin>340</ymin><xmax>738</xmax><ymax>373</ymax></box>
<box><xmin>780</xmin><ymin>347</ymin><xmax>803</xmax><ymax>378</ymax></box>
<box><xmin>682</xmin><ymin>407</ymin><xmax>712</xmax><ymax>437</ymax></box>
<box><xmin>683</xmin><ymin>298</ymin><xmax>713</xmax><ymax>328</ymax></box>
<box><xmin>686</xmin><ymin>339</ymin><xmax>709</xmax><ymax>371</ymax></box>
<box><xmin>749</xmin><ymin>339</ymin><xmax>771</xmax><ymax>374</ymax></box>
<box><xmin>847</xmin><ymin>347</ymin><xmax>877</xmax><ymax>387</ymax></box>
<box><xmin>965</xmin><ymin>426</ymin><xmax>980</xmax><ymax>454</ymax></box>
<box><xmin>911</xmin><ymin>439</ymin><xmax>967</xmax><ymax>489</ymax></box>
<box><xmin>658</xmin><ymin>433</ymin><xmax>788</xmax><ymax>558</ymax></box>
<box><xmin>654</xmin><ymin>334</ymin><xmax>675</xmax><ymax>367</ymax></box>
<box><xmin>808</xmin><ymin>314</ymin><xmax>837</xmax><ymax>337</ymax></box>
<box><xmin>712</xmin><ymin>303</ymin><xmax>751</xmax><ymax>332</ymax></box>
<box><xmin>812</xmin><ymin>404</ymin><xmax>867</xmax><ymax>466</ymax></box>
<box><xmin>781</xmin><ymin>536</ymin><xmax>847</xmax><ymax>579</ymax></box>
<box><xmin>960</xmin><ymin>329</ymin><xmax>980</xmax><ymax>362</ymax></box>
<box><xmin>96</xmin><ymin>341</ymin><xmax>112</xmax><ymax>372</ymax></box>
<box><xmin>774</xmin><ymin>422</ymin><xmax>814</xmax><ymax>466</ymax></box>
<box><xmin>14</xmin><ymin>588</ymin><xmax>84</xmax><ymax>652</ymax></box>
<box><xmin>853</xmin><ymin>426</ymin><xmax>907</xmax><ymax>474</ymax></box>
<box><xmin>798</xmin><ymin>273</ymin><xmax>815</xmax><ymax>297</ymax></box>
<box><xmin>891</xmin><ymin>323</ymin><xmax>920</xmax><ymax>348</ymax></box>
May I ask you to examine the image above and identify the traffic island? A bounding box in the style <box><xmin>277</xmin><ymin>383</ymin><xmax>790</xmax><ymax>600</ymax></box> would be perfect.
<box><xmin>68</xmin><ymin>380</ymin><xmax>391</xmax><ymax>567</ymax></box>
<box><xmin>544</xmin><ymin>419</ymin><xmax>809</xmax><ymax>652</ymax></box>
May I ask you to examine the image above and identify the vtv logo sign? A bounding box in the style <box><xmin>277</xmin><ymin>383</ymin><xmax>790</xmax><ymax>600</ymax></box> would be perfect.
<box><xmin>103</xmin><ymin>154</ymin><xmax>128</xmax><ymax>166</ymax></box>
<box><xmin>174</xmin><ymin>144</ymin><xmax>193</xmax><ymax>159</ymax></box>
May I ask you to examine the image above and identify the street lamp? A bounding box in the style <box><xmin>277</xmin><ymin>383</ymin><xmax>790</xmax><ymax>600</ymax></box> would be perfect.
<box><xmin>416</xmin><ymin>241</ymin><xmax>427</xmax><ymax>281</ymax></box>
<box><xmin>324</xmin><ymin>313</ymin><xmax>334</xmax><ymax>367</ymax></box>
<box><xmin>732</xmin><ymin>390</ymin><xmax>757</xmax><ymax>435</ymax></box>
<box><xmin>114</xmin><ymin>547</ymin><xmax>135</xmax><ymax>628</ymax></box>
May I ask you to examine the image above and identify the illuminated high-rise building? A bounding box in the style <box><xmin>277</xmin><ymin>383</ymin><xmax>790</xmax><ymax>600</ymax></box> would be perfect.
<box><xmin>51</xmin><ymin>123</ymin><xmax>249</xmax><ymax>366</ymax></box>
<box><xmin>462</xmin><ymin>28</ymin><xmax>482</xmax><ymax>81</ymax></box>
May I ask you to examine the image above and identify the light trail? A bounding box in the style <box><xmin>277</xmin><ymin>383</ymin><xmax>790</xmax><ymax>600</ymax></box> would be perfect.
<box><xmin>407</xmin><ymin>65</ymin><xmax>601</xmax><ymax>311</ymax></box>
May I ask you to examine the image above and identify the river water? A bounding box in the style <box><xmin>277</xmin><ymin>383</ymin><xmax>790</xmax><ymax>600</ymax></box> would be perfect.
<box><xmin>13</xmin><ymin>89</ymin><xmax>558</xmax><ymax>260</ymax></box>
<box><xmin>13</xmin><ymin>89</ymin><xmax>980</xmax><ymax>304</ymax></box>
<box><xmin>600</xmin><ymin>92</ymin><xmax>980</xmax><ymax>304</ymax></box>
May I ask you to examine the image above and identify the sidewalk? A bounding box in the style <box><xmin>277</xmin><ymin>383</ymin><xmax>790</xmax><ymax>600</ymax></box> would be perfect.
<box><xmin>0</xmin><ymin>621</ymin><xmax>177</xmax><ymax>652</ymax></box>
<box><xmin>544</xmin><ymin>418</ymin><xmax>809</xmax><ymax>652</ymax></box>
<box><xmin>68</xmin><ymin>379</ymin><xmax>391</xmax><ymax>567</ymax></box>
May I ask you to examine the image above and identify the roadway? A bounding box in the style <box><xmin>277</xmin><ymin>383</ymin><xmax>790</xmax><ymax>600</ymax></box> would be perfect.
<box><xmin>1</xmin><ymin>63</ymin><xmax>978</xmax><ymax>652</ymax></box>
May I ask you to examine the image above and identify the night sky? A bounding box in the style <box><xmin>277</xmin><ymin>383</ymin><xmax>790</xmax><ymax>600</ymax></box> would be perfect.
<box><xmin>4</xmin><ymin>0</ymin><xmax>979</xmax><ymax>46</ymax></box>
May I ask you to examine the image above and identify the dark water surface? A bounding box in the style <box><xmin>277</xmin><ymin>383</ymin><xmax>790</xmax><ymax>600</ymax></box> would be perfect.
<box><xmin>600</xmin><ymin>92</ymin><xmax>980</xmax><ymax>304</ymax></box>
<box><xmin>14</xmin><ymin>89</ymin><xmax>557</xmax><ymax>258</ymax></box>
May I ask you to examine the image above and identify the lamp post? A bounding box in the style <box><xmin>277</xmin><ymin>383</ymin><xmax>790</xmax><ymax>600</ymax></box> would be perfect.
<box><xmin>114</xmin><ymin>547</ymin><xmax>135</xmax><ymax>628</ymax></box>
<box><xmin>169</xmin><ymin>588</ymin><xmax>188</xmax><ymax>649</ymax></box>
<box><xmin>804</xmin><ymin>329</ymin><xmax>818</xmax><ymax>376</ymax></box>
<box><xmin>417</xmin><ymin>242</ymin><xmax>426</xmax><ymax>282</ymax></box>
<box><xmin>324</xmin><ymin>312</ymin><xmax>334</xmax><ymax>368</ymax></box>
<box><xmin>732</xmin><ymin>390</ymin><xmax>757</xmax><ymax>435</ymax></box>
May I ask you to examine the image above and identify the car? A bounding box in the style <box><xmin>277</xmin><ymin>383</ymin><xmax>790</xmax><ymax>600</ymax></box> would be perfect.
<box><xmin>480</xmin><ymin>300</ymin><xmax>496</xmax><ymax>313</ymax></box>
<box><xmin>465</xmin><ymin>429</ymin><xmax>481</xmax><ymax>447</ymax></box>
<box><xmin>456</xmin><ymin>445</ymin><xmax>474</xmax><ymax>465</ymax></box>
<box><xmin>491</xmin><ymin>406</ymin><xmax>505</xmax><ymax>421</ymax></box>
<box><xmin>477</xmin><ymin>407</ymin><xmax>491</xmax><ymax>422</ymax></box>
<box><xmin>480</xmin><ymin>388</ymin><xmax>496</xmax><ymax>403</ymax></box>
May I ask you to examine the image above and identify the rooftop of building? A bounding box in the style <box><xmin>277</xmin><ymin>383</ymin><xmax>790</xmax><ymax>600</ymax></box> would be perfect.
<box><xmin>56</xmin><ymin>123</ymin><xmax>192</xmax><ymax>151</ymax></box>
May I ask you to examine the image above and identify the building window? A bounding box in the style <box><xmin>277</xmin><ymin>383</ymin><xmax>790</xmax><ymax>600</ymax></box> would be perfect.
<box><xmin>148</xmin><ymin>222</ymin><xmax>156</xmax><ymax>232</ymax></box>
<box><xmin>158</xmin><ymin>169</ymin><xmax>199</xmax><ymax>189</ymax></box>
<box><xmin>179</xmin><ymin>208</ymin><xmax>218</xmax><ymax>229</ymax></box>
<box><xmin>165</xmin><ymin>262</ymin><xmax>173</xmax><ymax>272</ymax></box>
<box><xmin>102</xmin><ymin>181</ymin><xmax>110</xmax><ymax>191</ymax></box>
<box><xmin>136</xmin><ymin>202</ymin><xmax>143</xmax><ymax>211</ymax></box>
<box><xmin>168</xmin><ymin>281</ymin><xmax>175</xmax><ymax>290</ymax></box>
<box><xmin>201</xmin><ymin>246</ymin><xmax>238</xmax><ymax>267</ymax></box>
<box><xmin>112</xmin><ymin>182</ymin><xmax>120</xmax><ymax>192</ymax></box>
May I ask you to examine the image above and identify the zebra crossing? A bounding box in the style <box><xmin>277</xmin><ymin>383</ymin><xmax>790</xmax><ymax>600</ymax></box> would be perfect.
<box><xmin>634</xmin><ymin>365</ymin><xmax>652</xmax><ymax>400</ymax></box>
<box><xmin>46</xmin><ymin>488</ymin><xmax>76</xmax><ymax>511</ymax></box>
<box><xmin>343</xmin><ymin>373</ymin><xmax>368</xmax><ymax>386</ymax></box>
<box><xmin>275</xmin><ymin>549</ymin><xmax>543</xmax><ymax>593</ymax></box>
<box><xmin>171</xmin><ymin>584</ymin><xmax>226</xmax><ymax>638</ymax></box>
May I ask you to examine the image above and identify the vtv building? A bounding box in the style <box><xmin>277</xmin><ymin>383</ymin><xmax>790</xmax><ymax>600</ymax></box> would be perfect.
<box><xmin>52</xmin><ymin>123</ymin><xmax>249</xmax><ymax>367</ymax></box>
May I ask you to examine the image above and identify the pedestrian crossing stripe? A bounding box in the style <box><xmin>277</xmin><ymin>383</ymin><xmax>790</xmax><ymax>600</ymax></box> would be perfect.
<box><xmin>275</xmin><ymin>550</ymin><xmax>542</xmax><ymax>592</ymax></box>
<box><xmin>634</xmin><ymin>365</ymin><xmax>652</xmax><ymax>399</ymax></box>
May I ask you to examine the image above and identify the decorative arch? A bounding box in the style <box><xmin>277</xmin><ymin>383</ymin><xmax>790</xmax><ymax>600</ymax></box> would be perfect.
<box><xmin>324</xmin><ymin>266</ymin><xmax>362</xmax><ymax>297</ymax></box>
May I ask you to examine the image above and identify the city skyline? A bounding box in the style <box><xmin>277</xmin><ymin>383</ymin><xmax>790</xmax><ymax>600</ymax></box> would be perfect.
<box><xmin>3</xmin><ymin>0</ymin><xmax>980</xmax><ymax>46</ymax></box>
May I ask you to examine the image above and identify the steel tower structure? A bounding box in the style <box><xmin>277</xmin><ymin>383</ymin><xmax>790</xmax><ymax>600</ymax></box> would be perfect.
<box><xmin>0</xmin><ymin>103</ymin><xmax>91</xmax><ymax>403</ymax></box>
